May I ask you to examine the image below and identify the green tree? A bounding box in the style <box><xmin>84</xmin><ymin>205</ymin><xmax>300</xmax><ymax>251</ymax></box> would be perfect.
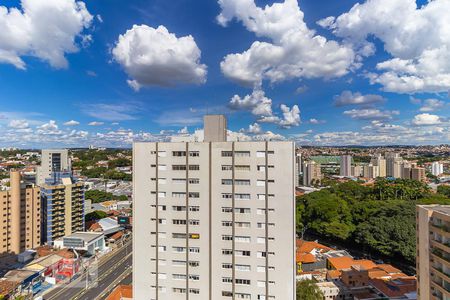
<box><xmin>296</xmin><ymin>280</ymin><xmax>323</xmax><ymax>300</ymax></box>
<box><xmin>85</xmin><ymin>210</ymin><xmax>108</xmax><ymax>222</ymax></box>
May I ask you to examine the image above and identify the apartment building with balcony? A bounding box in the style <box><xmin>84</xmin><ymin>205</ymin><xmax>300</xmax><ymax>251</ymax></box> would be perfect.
<box><xmin>41</xmin><ymin>172</ymin><xmax>84</xmax><ymax>244</ymax></box>
<box><xmin>417</xmin><ymin>205</ymin><xmax>450</xmax><ymax>300</ymax></box>
<box><xmin>133</xmin><ymin>115</ymin><xmax>296</xmax><ymax>300</ymax></box>
<box><xmin>0</xmin><ymin>171</ymin><xmax>41</xmax><ymax>255</ymax></box>
<box><xmin>36</xmin><ymin>149</ymin><xmax>71</xmax><ymax>186</ymax></box>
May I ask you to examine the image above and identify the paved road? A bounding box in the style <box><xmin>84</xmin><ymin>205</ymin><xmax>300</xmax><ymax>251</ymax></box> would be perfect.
<box><xmin>97</xmin><ymin>271</ymin><xmax>132</xmax><ymax>300</ymax></box>
<box><xmin>43</xmin><ymin>241</ymin><xmax>132</xmax><ymax>300</ymax></box>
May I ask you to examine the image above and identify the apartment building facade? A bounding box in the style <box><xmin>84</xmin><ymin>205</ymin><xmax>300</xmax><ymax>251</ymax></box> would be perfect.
<box><xmin>417</xmin><ymin>205</ymin><xmax>450</xmax><ymax>300</ymax></box>
<box><xmin>41</xmin><ymin>172</ymin><xmax>84</xmax><ymax>244</ymax></box>
<box><xmin>133</xmin><ymin>117</ymin><xmax>296</xmax><ymax>300</ymax></box>
<box><xmin>36</xmin><ymin>149</ymin><xmax>71</xmax><ymax>186</ymax></box>
<box><xmin>0</xmin><ymin>171</ymin><xmax>41</xmax><ymax>255</ymax></box>
<box><xmin>339</xmin><ymin>155</ymin><xmax>352</xmax><ymax>177</ymax></box>
<box><xmin>302</xmin><ymin>161</ymin><xmax>321</xmax><ymax>186</ymax></box>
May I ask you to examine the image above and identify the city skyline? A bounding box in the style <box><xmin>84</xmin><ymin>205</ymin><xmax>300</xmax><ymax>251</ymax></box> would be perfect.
<box><xmin>0</xmin><ymin>0</ymin><xmax>449</xmax><ymax>148</ymax></box>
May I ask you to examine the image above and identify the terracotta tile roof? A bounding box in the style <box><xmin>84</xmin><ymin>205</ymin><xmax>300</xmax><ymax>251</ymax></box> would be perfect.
<box><xmin>368</xmin><ymin>269</ymin><xmax>390</xmax><ymax>279</ymax></box>
<box><xmin>297</xmin><ymin>253</ymin><xmax>316</xmax><ymax>264</ymax></box>
<box><xmin>105</xmin><ymin>285</ymin><xmax>132</xmax><ymax>300</ymax></box>
<box><xmin>328</xmin><ymin>257</ymin><xmax>377</xmax><ymax>271</ymax></box>
<box><xmin>370</xmin><ymin>277</ymin><xmax>416</xmax><ymax>298</ymax></box>
<box><xmin>297</xmin><ymin>240</ymin><xmax>332</xmax><ymax>253</ymax></box>
<box><xmin>89</xmin><ymin>222</ymin><xmax>102</xmax><ymax>231</ymax></box>
<box><xmin>109</xmin><ymin>231</ymin><xmax>124</xmax><ymax>241</ymax></box>
<box><xmin>327</xmin><ymin>270</ymin><xmax>342</xmax><ymax>279</ymax></box>
<box><xmin>376</xmin><ymin>264</ymin><xmax>401</xmax><ymax>274</ymax></box>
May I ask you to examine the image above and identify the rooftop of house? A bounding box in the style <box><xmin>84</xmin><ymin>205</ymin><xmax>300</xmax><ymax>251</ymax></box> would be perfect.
<box><xmin>328</xmin><ymin>257</ymin><xmax>377</xmax><ymax>271</ymax></box>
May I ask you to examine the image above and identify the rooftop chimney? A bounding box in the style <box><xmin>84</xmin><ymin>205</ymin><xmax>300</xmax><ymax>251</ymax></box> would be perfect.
<box><xmin>203</xmin><ymin>115</ymin><xmax>227</xmax><ymax>142</ymax></box>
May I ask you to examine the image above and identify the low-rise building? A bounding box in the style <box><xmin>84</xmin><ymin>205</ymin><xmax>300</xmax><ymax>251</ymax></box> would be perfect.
<box><xmin>53</xmin><ymin>232</ymin><xmax>105</xmax><ymax>256</ymax></box>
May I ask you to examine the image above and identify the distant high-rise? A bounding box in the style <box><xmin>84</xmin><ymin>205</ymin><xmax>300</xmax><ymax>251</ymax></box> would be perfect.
<box><xmin>370</xmin><ymin>154</ymin><xmax>386</xmax><ymax>177</ymax></box>
<box><xmin>416</xmin><ymin>205</ymin><xmax>450</xmax><ymax>300</ymax></box>
<box><xmin>36</xmin><ymin>149</ymin><xmax>71</xmax><ymax>186</ymax></box>
<box><xmin>411</xmin><ymin>167</ymin><xmax>426</xmax><ymax>182</ymax></box>
<box><xmin>295</xmin><ymin>153</ymin><xmax>302</xmax><ymax>187</ymax></box>
<box><xmin>41</xmin><ymin>172</ymin><xmax>84</xmax><ymax>244</ymax></box>
<box><xmin>0</xmin><ymin>171</ymin><xmax>41</xmax><ymax>255</ymax></box>
<box><xmin>340</xmin><ymin>155</ymin><xmax>352</xmax><ymax>177</ymax></box>
<box><xmin>363</xmin><ymin>164</ymin><xmax>379</xmax><ymax>179</ymax></box>
<box><xmin>133</xmin><ymin>115</ymin><xmax>296</xmax><ymax>300</ymax></box>
<box><xmin>432</xmin><ymin>162</ymin><xmax>444</xmax><ymax>176</ymax></box>
<box><xmin>302</xmin><ymin>161</ymin><xmax>321</xmax><ymax>186</ymax></box>
<box><xmin>386</xmin><ymin>152</ymin><xmax>402</xmax><ymax>178</ymax></box>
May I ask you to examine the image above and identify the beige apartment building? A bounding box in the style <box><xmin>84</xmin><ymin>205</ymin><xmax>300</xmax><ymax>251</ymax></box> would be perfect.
<box><xmin>133</xmin><ymin>115</ymin><xmax>296</xmax><ymax>300</ymax></box>
<box><xmin>417</xmin><ymin>205</ymin><xmax>450</xmax><ymax>300</ymax></box>
<box><xmin>0</xmin><ymin>171</ymin><xmax>41</xmax><ymax>255</ymax></box>
<box><xmin>41</xmin><ymin>173</ymin><xmax>84</xmax><ymax>244</ymax></box>
<box><xmin>36</xmin><ymin>149</ymin><xmax>71</xmax><ymax>186</ymax></box>
<box><xmin>302</xmin><ymin>160</ymin><xmax>321</xmax><ymax>186</ymax></box>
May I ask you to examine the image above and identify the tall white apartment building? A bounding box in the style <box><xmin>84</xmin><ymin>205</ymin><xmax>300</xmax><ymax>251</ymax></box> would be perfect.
<box><xmin>339</xmin><ymin>155</ymin><xmax>352</xmax><ymax>177</ymax></box>
<box><xmin>36</xmin><ymin>149</ymin><xmax>71</xmax><ymax>185</ymax></box>
<box><xmin>133</xmin><ymin>115</ymin><xmax>296</xmax><ymax>300</ymax></box>
<box><xmin>386</xmin><ymin>152</ymin><xmax>402</xmax><ymax>178</ymax></box>
<box><xmin>370</xmin><ymin>155</ymin><xmax>386</xmax><ymax>177</ymax></box>
<box><xmin>432</xmin><ymin>162</ymin><xmax>444</xmax><ymax>176</ymax></box>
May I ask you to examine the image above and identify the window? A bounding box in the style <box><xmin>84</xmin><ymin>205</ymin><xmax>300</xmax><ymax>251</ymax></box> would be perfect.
<box><xmin>189</xmin><ymin>192</ymin><xmax>200</xmax><ymax>198</ymax></box>
<box><xmin>235</xmin><ymin>236</ymin><xmax>251</xmax><ymax>243</ymax></box>
<box><xmin>189</xmin><ymin>219</ymin><xmax>200</xmax><ymax>225</ymax></box>
<box><xmin>172</xmin><ymin>151</ymin><xmax>186</xmax><ymax>157</ymax></box>
<box><xmin>222</xmin><ymin>221</ymin><xmax>232</xmax><ymax>227</ymax></box>
<box><xmin>173</xmin><ymin>178</ymin><xmax>186</xmax><ymax>184</ymax></box>
<box><xmin>172</xmin><ymin>206</ymin><xmax>186</xmax><ymax>212</ymax></box>
<box><xmin>189</xmin><ymin>247</ymin><xmax>200</xmax><ymax>253</ymax></box>
<box><xmin>189</xmin><ymin>165</ymin><xmax>200</xmax><ymax>171</ymax></box>
<box><xmin>222</xmin><ymin>193</ymin><xmax>232</xmax><ymax>199</ymax></box>
<box><xmin>173</xmin><ymin>219</ymin><xmax>186</xmax><ymax>225</ymax></box>
<box><xmin>172</xmin><ymin>165</ymin><xmax>186</xmax><ymax>171</ymax></box>
<box><xmin>189</xmin><ymin>151</ymin><xmax>199</xmax><ymax>157</ymax></box>
<box><xmin>235</xmin><ymin>165</ymin><xmax>250</xmax><ymax>171</ymax></box>
<box><xmin>189</xmin><ymin>206</ymin><xmax>200</xmax><ymax>212</ymax></box>
<box><xmin>222</xmin><ymin>263</ymin><xmax>233</xmax><ymax>269</ymax></box>
<box><xmin>235</xmin><ymin>208</ymin><xmax>250</xmax><ymax>214</ymax></box>
<box><xmin>173</xmin><ymin>274</ymin><xmax>186</xmax><ymax>280</ymax></box>
<box><xmin>222</xmin><ymin>151</ymin><xmax>233</xmax><ymax>157</ymax></box>
<box><xmin>235</xmin><ymin>179</ymin><xmax>250</xmax><ymax>185</ymax></box>
<box><xmin>222</xmin><ymin>235</ymin><xmax>233</xmax><ymax>241</ymax></box>
<box><xmin>236</xmin><ymin>193</ymin><xmax>250</xmax><ymax>200</ymax></box>
<box><xmin>235</xmin><ymin>222</ymin><xmax>251</xmax><ymax>228</ymax></box>
<box><xmin>222</xmin><ymin>277</ymin><xmax>233</xmax><ymax>283</ymax></box>
<box><xmin>235</xmin><ymin>279</ymin><xmax>251</xmax><ymax>285</ymax></box>
<box><xmin>236</xmin><ymin>265</ymin><xmax>251</xmax><ymax>271</ymax></box>
<box><xmin>173</xmin><ymin>233</ymin><xmax>186</xmax><ymax>239</ymax></box>
<box><xmin>222</xmin><ymin>165</ymin><xmax>233</xmax><ymax>171</ymax></box>
<box><xmin>222</xmin><ymin>249</ymin><xmax>233</xmax><ymax>255</ymax></box>
<box><xmin>222</xmin><ymin>207</ymin><xmax>233</xmax><ymax>213</ymax></box>
<box><xmin>158</xmin><ymin>192</ymin><xmax>166</xmax><ymax>198</ymax></box>
<box><xmin>222</xmin><ymin>179</ymin><xmax>232</xmax><ymax>185</ymax></box>
<box><xmin>173</xmin><ymin>246</ymin><xmax>185</xmax><ymax>253</ymax></box>
<box><xmin>235</xmin><ymin>151</ymin><xmax>250</xmax><ymax>157</ymax></box>
<box><xmin>188</xmin><ymin>178</ymin><xmax>199</xmax><ymax>184</ymax></box>
<box><xmin>158</xmin><ymin>178</ymin><xmax>167</xmax><ymax>184</ymax></box>
<box><xmin>158</xmin><ymin>151</ymin><xmax>166</xmax><ymax>157</ymax></box>
<box><xmin>257</xmin><ymin>180</ymin><xmax>265</xmax><ymax>187</ymax></box>
<box><xmin>236</xmin><ymin>250</ymin><xmax>250</xmax><ymax>256</ymax></box>
<box><xmin>158</xmin><ymin>164</ymin><xmax>167</xmax><ymax>171</ymax></box>
<box><xmin>172</xmin><ymin>192</ymin><xmax>185</xmax><ymax>198</ymax></box>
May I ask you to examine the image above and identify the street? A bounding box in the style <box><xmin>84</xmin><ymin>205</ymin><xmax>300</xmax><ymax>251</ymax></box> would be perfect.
<box><xmin>43</xmin><ymin>240</ymin><xmax>132</xmax><ymax>300</ymax></box>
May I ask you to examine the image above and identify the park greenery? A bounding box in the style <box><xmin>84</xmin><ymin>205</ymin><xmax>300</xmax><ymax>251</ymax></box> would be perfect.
<box><xmin>297</xmin><ymin>178</ymin><xmax>450</xmax><ymax>265</ymax></box>
<box><xmin>85</xmin><ymin>189</ymin><xmax>128</xmax><ymax>203</ymax></box>
<box><xmin>71</xmin><ymin>149</ymin><xmax>132</xmax><ymax>181</ymax></box>
<box><xmin>296</xmin><ymin>280</ymin><xmax>324</xmax><ymax>300</ymax></box>
<box><xmin>85</xmin><ymin>210</ymin><xmax>108</xmax><ymax>222</ymax></box>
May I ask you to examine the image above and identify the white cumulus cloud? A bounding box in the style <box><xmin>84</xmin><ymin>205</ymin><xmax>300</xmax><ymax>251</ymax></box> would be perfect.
<box><xmin>334</xmin><ymin>90</ymin><xmax>385</xmax><ymax>107</ymax></box>
<box><xmin>320</xmin><ymin>0</ymin><xmax>450</xmax><ymax>93</ymax></box>
<box><xmin>217</xmin><ymin>0</ymin><xmax>355</xmax><ymax>87</ymax></box>
<box><xmin>8</xmin><ymin>119</ymin><xmax>29</xmax><ymax>129</ymax></box>
<box><xmin>63</xmin><ymin>120</ymin><xmax>80</xmax><ymax>126</ymax></box>
<box><xmin>343</xmin><ymin>108</ymin><xmax>399</xmax><ymax>121</ymax></box>
<box><xmin>88</xmin><ymin>121</ymin><xmax>104</xmax><ymax>126</ymax></box>
<box><xmin>0</xmin><ymin>0</ymin><xmax>93</xmax><ymax>69</ymax></box>
<box><xmin>112</xmin><ymin>24</ymin><xmax>207</xmax><ymax>90</ymax></box>
<box><xmin>412</xmin><ymin>113</ymin><xmax>443</xmax><ymax>126</ymax></box>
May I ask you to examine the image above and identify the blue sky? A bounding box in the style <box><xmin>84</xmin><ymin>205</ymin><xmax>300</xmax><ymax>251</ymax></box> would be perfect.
<box><xmin>0</xmin><ymin>0</ymin><xmax>449</xmax><ymax>147</ymax></box>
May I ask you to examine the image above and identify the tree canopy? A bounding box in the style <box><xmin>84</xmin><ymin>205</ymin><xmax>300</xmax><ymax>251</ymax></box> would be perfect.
<box><xmin>297</xmin><ymin>178</ymin><xmax>450</xmax><ymax>265</ymax></box>
<box><xmin>296</xmin><ymin>280</ymin><xmax>323</xmax><ymax>300</ymax></box>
